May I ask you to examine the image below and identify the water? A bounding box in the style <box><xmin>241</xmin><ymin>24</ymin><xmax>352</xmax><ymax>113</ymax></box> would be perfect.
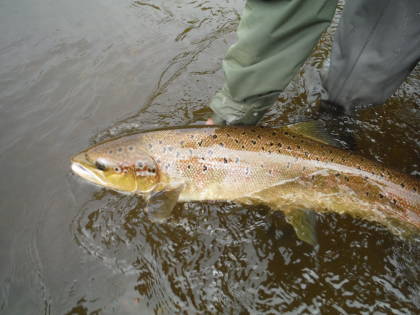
<box><xmin>0</xmin><ymin>0</ymin><xmax>419</xmax><ymax>314</ymax></box>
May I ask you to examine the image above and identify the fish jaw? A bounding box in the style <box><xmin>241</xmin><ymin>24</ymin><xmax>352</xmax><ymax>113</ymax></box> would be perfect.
<box><xmin>71</xmin><ymin>152</ymin><xmax>108</xmax><ymax>187</ymax></box>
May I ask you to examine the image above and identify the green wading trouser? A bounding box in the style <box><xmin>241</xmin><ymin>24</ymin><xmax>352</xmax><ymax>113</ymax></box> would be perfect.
<box><xmin>209</xmin><ymin>0</ymin><xmax>420</xmax><ymax>124</ymax></box>
<box><xmin>324</xmin><ymin>0</ymin><xmax>420</xmax><ymax>114</ymax></box>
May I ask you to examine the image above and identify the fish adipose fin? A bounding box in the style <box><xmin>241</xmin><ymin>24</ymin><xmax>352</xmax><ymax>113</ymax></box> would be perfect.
<box><xmin>145</xmin><ymin>184</ymin><xmax>184</xmax><ymax>222</ymax></box>
<box><xmin>284</xmin><ymin>209</ymin><xmax>318</xmax><ymax>246</ymax></box>
<box><xmin>286</xmin><ymin>120</ymin><xmax>342</xmax><ymax>148</ymax></box>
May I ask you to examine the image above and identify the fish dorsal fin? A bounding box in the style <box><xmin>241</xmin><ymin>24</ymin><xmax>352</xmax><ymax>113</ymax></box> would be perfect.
<box><xmin>286</xmin><ymin>120</ymin><xmax>341</xmax><ymax>147</ymax></box>
<box><xmin>284</xmin><ymin>209</ymin><xmax>318</xmax><ymax>246</ymax></box>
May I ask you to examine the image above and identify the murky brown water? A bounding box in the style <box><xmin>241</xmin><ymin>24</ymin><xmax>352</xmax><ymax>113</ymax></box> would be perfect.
<box><xmin>0</xmin><ymin>0</ymin><xmax>419</xmax><ymax>314</ymax></box>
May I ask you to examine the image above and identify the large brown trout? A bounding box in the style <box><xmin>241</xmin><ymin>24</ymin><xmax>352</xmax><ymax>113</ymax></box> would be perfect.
<box><xmin>71</xmin><ymin>124</ymin><xmax>420</xmax><ymax>243</ymax></box>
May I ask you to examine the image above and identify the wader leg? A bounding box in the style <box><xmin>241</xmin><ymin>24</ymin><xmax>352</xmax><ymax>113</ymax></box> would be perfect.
<box><xmin>324</xmin><ymin>0</ymin><xmax>420</xmax><ymax>114</ymax></box>
<box><xmin>209</xmin><ymin>0</ymin><xmax>338</xmax><ymax>124</ymax></box>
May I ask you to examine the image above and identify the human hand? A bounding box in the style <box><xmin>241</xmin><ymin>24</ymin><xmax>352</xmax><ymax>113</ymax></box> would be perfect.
<box><xmin>205</xmin><ymin>118</ymin><xmax>214</xmax><ymax>125</ymax></box>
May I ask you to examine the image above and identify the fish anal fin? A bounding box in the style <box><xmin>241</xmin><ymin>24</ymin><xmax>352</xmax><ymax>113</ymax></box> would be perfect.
<box><xmin>284</xmin><ymin>209</ymin><xmax>318</xmax><ymax>247</ymax></box>
<box><xmin>286</xmin><ymin>120</ymin><xmax>341</xmax><ymax>148</ymax></box>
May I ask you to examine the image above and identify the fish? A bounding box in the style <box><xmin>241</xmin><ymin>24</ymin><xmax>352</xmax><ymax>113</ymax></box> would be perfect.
<box><xmin>71</xmin><ymin>123</ymin><xmax>420</xmax><ymax>244</ymax></box>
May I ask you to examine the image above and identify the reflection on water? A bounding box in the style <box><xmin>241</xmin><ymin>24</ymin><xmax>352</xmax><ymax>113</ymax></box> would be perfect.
<box><xmin>71</xmin><ymin>191</ymin><xmax>419</xmax><ymax>313</ymax></box>
<box><xmin>0</xmin><ymin>0</ymin><xmax>419</xmax><ymax>314</ymax></box>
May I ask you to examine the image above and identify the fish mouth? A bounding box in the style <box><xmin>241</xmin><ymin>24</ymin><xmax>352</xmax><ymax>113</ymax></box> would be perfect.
<box><xmin>71</xmin><ymin>153</ymin><xmax>105</xmax><ymax>185</ymax></box>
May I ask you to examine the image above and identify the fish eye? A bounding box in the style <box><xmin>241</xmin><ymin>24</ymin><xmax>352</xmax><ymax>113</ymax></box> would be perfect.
<box><xmin>95</xmin><ymin>161</ymin><xmax>107</xmax><ymax>171</ymax></box>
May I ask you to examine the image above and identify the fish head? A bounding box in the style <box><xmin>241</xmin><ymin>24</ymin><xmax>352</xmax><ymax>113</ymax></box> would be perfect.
<box><xmin>71</xmin><ymin>138</ymin><xmax>159</xmax><ymax>194</ymax></box>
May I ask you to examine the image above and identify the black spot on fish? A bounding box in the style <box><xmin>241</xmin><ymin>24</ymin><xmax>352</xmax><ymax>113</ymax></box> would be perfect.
<box><xmin>269</xmin><ymin>142</ymin><xmax>274</xmax><ymax>146</ymax></box>
<box><xmin>190</xmin><ymin>135</ymin><xmax>194</xmax><ymax>139</ymax></box>
<box><xmin>198</xmin><ymin>140</ymin><xmax>203</xmax><ymax>147</ymax></box>
<box><xmin>251</xmin><ymin>140</ymin><xmax>256</xmax><ymax>145</ymax></box>
<box><xmin>277</xmin><ymin>143</ymin><xmax>282</xmax><ymax>147</ymax></box>
<box><xmin>241</xmin><ymin>145</ymin><xmax>245</xmax><ymax>149</ymax></box>
<box><xmin>393</xmin><ymin>199</ymin><xmax>397</xmax><ymax>204</ymax></box>
<box><xmin>335</xmin><ymin>173</ymin><xmax>340</xmax><ymax>177</ymax></box>
<box><xmin>287</xmin><ymin>146</ymin><xmax>291</xmax><ymax>150</ymax></box>
<box><xmin>129</xmin><ymin>146</ymin><xmax>134</xmax><ymax>151</ymax></box>
<box><xmin>219</xmin><ymin>143</ymin><xmax>224</xmax><ymax>147</ymax></box>
<box><xmin>235</xmin><ymin>139</ymin><xmax>239</xmax><ymax>144</ymax></box>
<box><xmin>203</xmin><ymin>165</ymin><xmax>208</xmax><ymax>171</ymax></box>
<box><xmin>187</xmin><ymin>165</ymin><xmax>191</xmax><ymax>169</ymax></box>
<box><xmin>379</xmin><ymin>193</ymin><xmax>384</xmax><ymax>199</ymax></box>
<box><xmin>137</xmin><ymin>161</ymin><xmax>144</xmax><ymax>168</ymax></box>
<box><xmin>366</xmin><ymin>192</ymin><xmax>369</xmax><ymax>196</ymax></box>
<box><xmin>212</xmin><ymin>135</ymin><xmax>217</xmax><ymax>139</ymax></box>
<box><xmin>316</xmin><ymin>158</ymin><xmax>319</xmax><ymax>161</ymax></box>
<box><xmin>297</xmin><ymin>145</ymin><xmax>301</xmax><ymax>149</ymax></box>
<box><xmin>260</xmin><ymin>164</ymin><xmax>264</xmax><ymax>168</ymax></box>
<box><xmin>257</xmin><ymin>135</ymin><xmax>261</xmax><ymax>139</ymax></box>
<box><xmin>268</xmin><ymin>151</ymin><xmax>272</xmax><ymax>154</ymax></box>
<box><xmin>201</xmin><ymin>157</ymin><xmax>205</xmax><ymax>160</ymax></box>
<box><xmin>227</xmin><ymin>133</ymin><xmax>231</xmax><ymax>137</ymax></box>
<box><xmin>114</xmin><ymin>167</ymin><xmax>121</xmax><ymax>172</ymax></box>
<box><xmin>224</xmin><ymin>158</ymin><xmax>228</xmax><ymax>163</ymax></box>
<box><xmin>118</xmin><ymin>148</ymin><xmax>122</xmax><ymax>152</ymax></box>
<box><xmin>345</xmin><ymin>177</ymin><xmax>349</xmax><ymax>182</ymax></box>
<box><xmin>272</xmin><ymin>132</ymin><xmax>277</xmax><ymax>136</ymax></box>
<box><xmin>261</xmin><ymin>147</ymin><xmax>265</xmax><ymax>150</ymax></box>
<box><xmin>284</xmin><ymin>132</ymin><xmax>289</xmax><ymax>135</ymax></box>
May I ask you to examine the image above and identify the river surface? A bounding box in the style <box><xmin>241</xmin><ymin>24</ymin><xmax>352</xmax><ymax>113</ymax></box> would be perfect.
<box><xmin>0</xmin><ymin>0</ymin><xmax>419</xmax><ymax>314</ymax></box>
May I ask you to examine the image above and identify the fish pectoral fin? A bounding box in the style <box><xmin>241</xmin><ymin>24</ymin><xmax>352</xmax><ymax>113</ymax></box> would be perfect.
<box><xmin>145</xmin><ymin>184</ymin><xmax>184</xmax><ymax>222</ymax></box>
<box><xmin>284</xmin><ymin>209</ymin><xmax>318</xmax><ymax>247</ymax></box>
<box><xmin>286</xmin><ymin>120</ymin><xmax>342</xmax><ymax>148</ymax></box>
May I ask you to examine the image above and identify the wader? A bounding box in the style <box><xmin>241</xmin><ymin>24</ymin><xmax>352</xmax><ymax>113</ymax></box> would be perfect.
<box><xmin>209</xmin><ymin>0</ymin><xmax>420</xmax><ymax>124</ymax></box>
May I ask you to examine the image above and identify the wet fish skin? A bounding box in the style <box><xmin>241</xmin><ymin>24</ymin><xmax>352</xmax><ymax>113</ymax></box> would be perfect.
<box><xmin>71</xmin><ymin>125</ymin><xmax>420</xmax><ymax>235</ymax></box>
